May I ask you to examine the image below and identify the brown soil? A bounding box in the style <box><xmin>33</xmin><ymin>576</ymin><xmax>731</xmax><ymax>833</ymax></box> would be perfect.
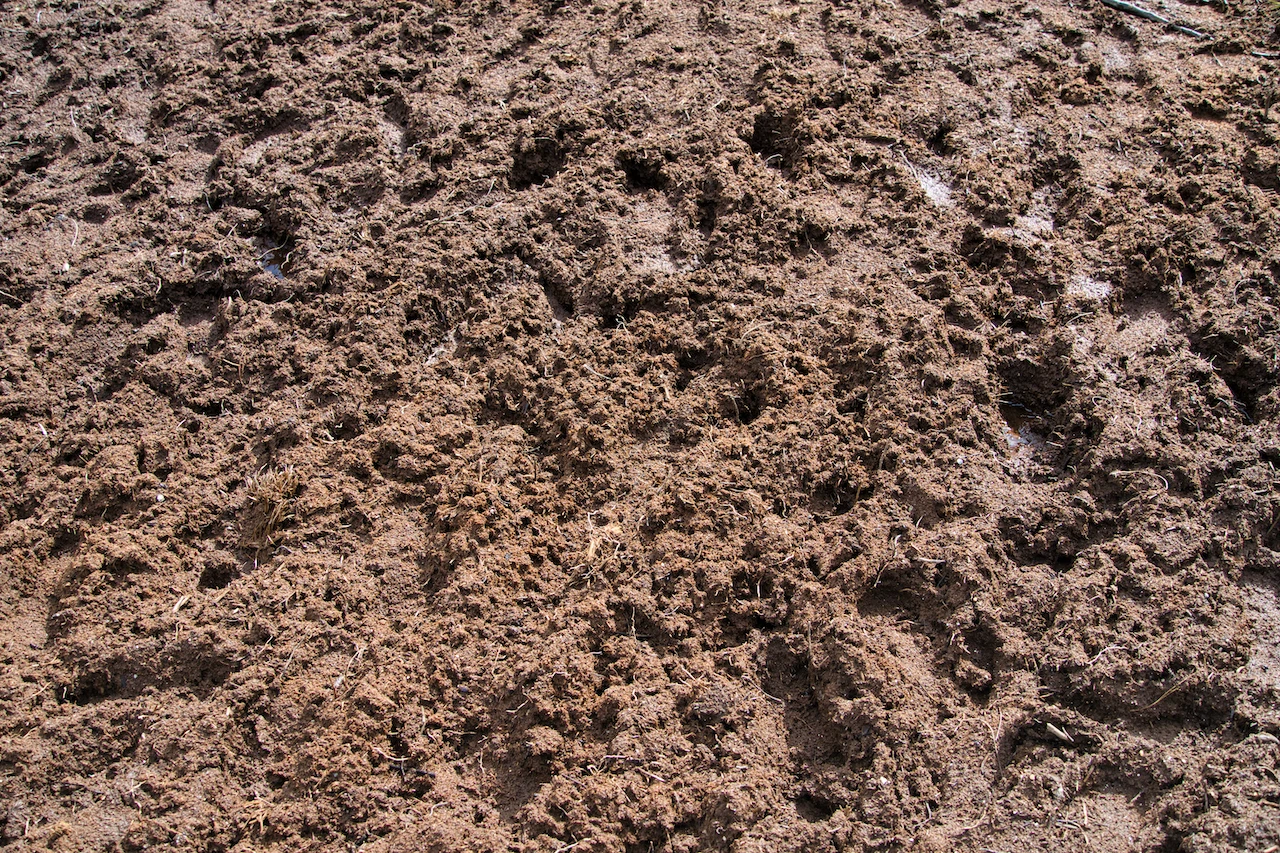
<box><xmin>3</xmin><ymin>0</ymin><xmax>1280</xmax><ymax>850</ymax></box>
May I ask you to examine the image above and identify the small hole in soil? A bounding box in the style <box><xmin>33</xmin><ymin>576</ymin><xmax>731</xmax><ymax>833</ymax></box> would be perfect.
<box><xmin>617</xmin><ymin>150</ymin><xmax>667</xmax><ymax>191</ymax></box>
<box><xmin>1000</xmin><ymin>403</ymin><xmax>1044</xmax><ymax>443</ymax></box>
<box><xmin>510</xmin><ymin>136</ymin><xmax>566</xmax><ymax>188</ymax></box>
<box><xmin>795</xmin><ymin>793</ymin><xmax>839</xmax><ymax>822</ymax></box>
<box><xmin>730</xmin><ymin>387</ymin><xmax>762</xmax><ymax>424</ymax></box>
<box><xmin>256</xmin><ymin>233</ymin><xmax>295</xmax><ymax>280</ymax></box>
<box><xmin>20</xmin><ymin>152</ymin><xmax>50</xmax><ymax>174</ymax></box>
<box><xmin>927</xmin><ymin>119</ymin><xmax>956</xmax><ymax>155</ymax></box>
<box><xmin>198</xmin><ymin>560</ymin><xmax>236</xmax><ymax>590</ymax></box>
<box><xmin>748</xmin><ymin>108</ymin><xmax>800</xmax><ymax>170</ymax></box>
<box><xmin>542</xmin><ymin>277</ymin><xmax>574</xmax><ymax>320</ymax></box>
<box><xmin>697</xmin><ymin>199</ymin><xmax>717</xmax><ymax>233</ymax></box>
<box><xmin>1000</xmin><ymin>403</ymin><xmax>1047</xmax><ymax>466</ymax></box>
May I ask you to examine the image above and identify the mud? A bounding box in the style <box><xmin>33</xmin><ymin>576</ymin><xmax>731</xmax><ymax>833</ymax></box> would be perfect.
<box><xmin>2</xmin><ymin>0</ymin><xmax>1280</xmax><ymax>850</ymax></box>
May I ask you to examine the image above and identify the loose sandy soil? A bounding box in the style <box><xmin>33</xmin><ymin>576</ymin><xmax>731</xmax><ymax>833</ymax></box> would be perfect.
<box><xmin>2</xmin><ymin>0</ymin><xmax>1280</xmax><ymax>850</ymax></box>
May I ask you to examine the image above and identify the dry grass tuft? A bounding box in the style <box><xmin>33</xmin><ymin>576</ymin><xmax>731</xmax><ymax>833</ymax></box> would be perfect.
<box><xmin>240</xmin><ymin>465</ymin><xmax>301</xmax><ymax>547</ymax></box>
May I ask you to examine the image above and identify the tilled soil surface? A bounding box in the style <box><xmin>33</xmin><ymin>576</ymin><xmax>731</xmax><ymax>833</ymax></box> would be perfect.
<box><xmin>3</xmin><ymin>0</ymin><xmax>1280</xmax><ymax>850</ymax></box>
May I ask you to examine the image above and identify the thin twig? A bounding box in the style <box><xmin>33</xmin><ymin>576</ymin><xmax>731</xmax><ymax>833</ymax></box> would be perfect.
<box><xmin>1139</xmin><ymin>674</ymin><xmax>1193</xmax><ymax>711</ymax></box>
<box><xmin>1098</xmin><ymin>0</ymin><xmax>1210</xmax><ymax>39</ymax></box>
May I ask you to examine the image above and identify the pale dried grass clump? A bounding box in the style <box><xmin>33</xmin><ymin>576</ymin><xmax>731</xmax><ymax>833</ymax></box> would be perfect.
<box><xmin>240</xmin><ymin>465</ymin><xmax>301</xmax><ymax>547</ymax></box>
